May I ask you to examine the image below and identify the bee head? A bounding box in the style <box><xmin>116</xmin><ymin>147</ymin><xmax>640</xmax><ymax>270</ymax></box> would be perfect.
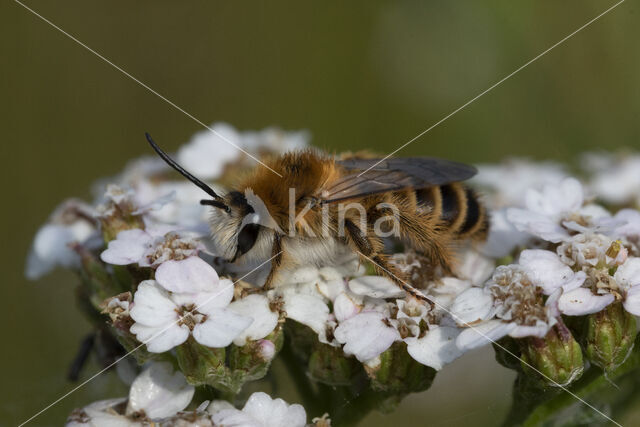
<box><xmin>146</xmin><ymin>133</ymin><xmax>266</xmax><ymax>263</ymax></box>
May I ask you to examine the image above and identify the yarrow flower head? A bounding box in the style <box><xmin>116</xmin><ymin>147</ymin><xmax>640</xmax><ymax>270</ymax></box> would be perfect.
<box><xmin>27</xmin><ymin>125</ymin><xmax>640</xmax><ymax>426</ymax></box>
<box><xmin>452</xmin><ymin>249</ymin><xmax>583</xmax><ymax>350</ymax></box>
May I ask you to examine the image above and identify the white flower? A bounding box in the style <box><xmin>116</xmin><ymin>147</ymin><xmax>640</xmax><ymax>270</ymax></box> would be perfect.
<box><xmin>129</xmin><ymin>280</ymin><xmax>251</xmax><ymax>352</ymax></box>
<box><xmin>480</xmin><ymin>208</ymin><xmax>531</xmax><ymax>258</ymax></box>
<box><xmin>66</xmin><ymin>398</ymin><xmax>131</xmax><ymax>427</ymax></box>
<box><xmin>559</xmin><ymin>257</ymin><xmax>640</xmax><ymax>316</ymax></box>
<box><xmin>556</xmin><ymin>233</ymin><xmax>625</xmax><ymax>268</ymax></box>
<box><xmin>474</xmin><ymin>159</ymin><xmax>568</xmax><ymax>208</ymax></box>
<box><xmin>67</xmin><ymin>362</ymin><xmax>194</xmax><ymax>425</ymax></box>
<box><xmin>126</xmin><ymin>362</ymin><xmax>194</xmax><ymax>419</ymax></box>
<box><xmin>177</xmin><ymin>123</ymin><xmax>243</xmax><ymax>180</ymax></box>
<box><xmin>453</xmin><ymin>263</ymin><xmax>562</xmax><ymax>350</ymax></box>
<box><xmin>241</xmin><ymin>127</ymin><xmax>310</xmax><ymax>153</ymax></box>
<box><xmin>616</xmin><ymin>258</ymin><xmax>640</xmax><ymax>315</ymax></box>
<box><xmin>228</xmin><ymin>294</ymin><xmax>279</xmax><ymax>345</ymax></box>
<box><xmin>507</xmin><ymin>178</ymin><xmax>585</xmax><ymax>243</ymax></box>
<box><xmin>405</xmin><ymin>326</ymin><xmax>464</xmax><ymax>371</ymax></box>
<box><xmin>518</xmin><ymin>249</ymin><xmax>586</xmax><ymax>294</ymax></box>
<box><xmin>557</xmin><ymin>287</ymin><xmax>615</xmax><ymax>316</ymax></box>
<box><xmin>155</xmin><ymin>256</ymin><xmax>221</xmax><ymax>293</ymax></box>
<box><xmin>454</xmin><ymin>248</ymin><xmax>495</xmax><ymax>286</ymax></box>
<box><xmin>210</xmin><ymin>392</ymin><xmax>307</xmax><ymax>427</ymax></box>
<box><xmin>101</xmin><ymin>227</ymin><xmax>203</xmax><ymax>268</ymax></box>
<box><xmin>274</xmin><ymin>260</ymin><xmax>363</xmax><ymax>337</ymax></box>
<box><xmin>26</xmin><ymin>200</ymin><xmax>98</xmax><ymax>279</ymax></box>
<box><xmin>334</xmin><ymin>311</ymin><xmax>400</xmax><ymax>362</ymax></box>
<box><xmin>175</xmin><ymin>123</ymin><xmax>310</xmax><ymax>182</ymax></box>
<box><xmin>587</xmin><ymin>153</ymin><xmax>640</xmax><ymax>206</ymax></box>
<box><xmin>348</xmin><ymin>276</ymin><xmax>405</xmax><ymax>299</ymax></box>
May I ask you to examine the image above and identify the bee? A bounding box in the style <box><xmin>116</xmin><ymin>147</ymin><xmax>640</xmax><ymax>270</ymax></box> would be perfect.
<box><xmin>146</xmin><ymin>133</ymin><xmax>488</xmax><ymax>304</ymax></box>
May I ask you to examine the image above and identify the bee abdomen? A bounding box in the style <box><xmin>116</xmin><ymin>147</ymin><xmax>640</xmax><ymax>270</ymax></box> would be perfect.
<box><xmin>416</xmin><ymin>183</ymin><xmax>487</xmax><ymax>240</ymax></box>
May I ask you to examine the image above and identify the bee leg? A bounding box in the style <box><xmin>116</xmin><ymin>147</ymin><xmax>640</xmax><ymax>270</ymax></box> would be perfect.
<box><xmin>262</xmin><ymin>232</ymin><xmax>283</xmax><ymax>290</ymax></box>
<box><xmin>67</xmin><ymin>332</ymin><xmax>96</xmax><ymax>381</ymax></box>
<box><xmin>343</xmin><ymin>220</ymin><xmax>434</xmax><ymax>308</ymax></box>
<box><xmin>398</xmin><ymin>212</ymin><xmax>455</xmax><ymax>276</ymax></box>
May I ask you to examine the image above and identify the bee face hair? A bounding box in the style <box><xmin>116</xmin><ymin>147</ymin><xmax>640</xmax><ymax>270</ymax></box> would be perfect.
<box><xmin>146</xmin><ymin>132</ymin><xmax>268</xmax><ymax>262</ymax></box>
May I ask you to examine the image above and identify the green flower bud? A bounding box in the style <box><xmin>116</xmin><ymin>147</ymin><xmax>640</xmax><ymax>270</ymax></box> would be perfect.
<box><xmin>177</xmin><ymin>330</ymin><xmax>283</xmax><ymax>395</ymax></box>
<box><xmin>176</xmin><ymin>337</ymin><xmax>227</xmax><ymax>388</ymax></box>
<box><xmin>520</xmin><ymin>320</ymin><xmax>584</xmax><ymax>388</ymax></box>
<box><xmin>309</xmin><ymin>344</ymin><xmax>362</xmax><ymax>386</ymax></box>
<box><xmin>364</xmin><ymin>342</ymin><xmax>435</xmax><ymax>395</ymax></box>
<box><xmin>98</xmin><ymin>186</ymin><xmax>145</xmax><ymax>242</ymax></box>
<box><xmin>585</xmin><ymin>302</ymin><xmax>637</xmax><ymax>374</ymax></box>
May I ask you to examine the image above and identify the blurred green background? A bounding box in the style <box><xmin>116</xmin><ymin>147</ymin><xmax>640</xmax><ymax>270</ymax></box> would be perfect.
<box><xmin>1</xmin><ymin>0</ymin><xmax>639</xmax><ymax>425</ymax></box>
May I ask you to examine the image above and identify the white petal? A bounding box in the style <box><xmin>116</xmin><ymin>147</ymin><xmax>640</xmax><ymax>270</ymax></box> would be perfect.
<box><xmin>526</xmin><ymin>178</ymin><xmax>583</xmax><ymax>216</ymax></box>
<box><xmin>155</xmin><ymin>256</ymin><xmax>220</xmax><ymax>293</ymax></box>
<box><xmin>316</xmin><ymin>278</ymin><xmax>347</xmax><ymax>301</ymax></box>
<box><xmin>450</xmin><ymin>287</ymin><xmax>493</xmax><ymax>326</ymax></box>
<box><xmin>130</xmin><ymin>281</ymin><xmax>178</xmax><ymax>327</ymax></box>
<box><xmin>480</xmin><ymin>209</ymin><xmax>531</xmax><ymax>258</ymax></box>
<box><xmin>127</xmin><ymin>362</ymin><xmax>194</xmax><ymax>419</ymax></box>
<box><xmin>176</xmin><ymin>123</ymin><xmax>242</xmax><ymax>180</ymax></box>
<box><xmin>614</xmin><ymin>257</ymin><xmax>640</xmax><ymax>289</ymax></box>
<box><xmin>562</xmin><ymin>270</ymin><xmax>587</xmax><ymax>292</ymax></box>
<box><xmin>334</xmin><ymin>312</ymin><xmax>400</xmax><ymax>362</ymax></box>
<box><xmin>283</xmin><ymin>294</ymin><xmax>329</xmax><ymax>334</ymax></box>
<box><xmin>509</xmin><ymin>322</ymin><xmax>552</xmax><ymax>338</ymax></box>
<box><xmin>185</xmin><ymin>278</ymin><xmax>236</xmax><ymax>312</ymax></box>
<box><xmin>192</xmin><ymin>308</ymin><xmax>252</xmax><ymax>348</ymax></box>
<box><xmin>348</xmin><ymin>276</ymin><xmax>405</xmax><ymax>299</ymax></box>
<box><xmin>130</xmin><ymin>323</ymin><xmax>189</xmax><ymax>353</ymax></box>
<box><xmin>455</xmin><ymin>320</ymin><xmax>516</xmax><ymax>351</ymax></box>
<box><xmin>79</xmin><ymin>398</ymin><xmax>131</xmax><ymax>427</ymax></box>
<box><xmin>519</xmin><ymin>249</ymin><xmax>577</xmax><ymax>295</ymax></box>
<box><xmin>558</xmin><ymin>288</ymin><xmax>615</xmax><ymax>316</ymax></box>
<box><xmin>212</xmin><ymin>409</ymin><xmax>261</xmax><ymax>427</ymax></box>
<box><xmin>100</xmin><ymin>229</ymin><xmax>151</xmax><ymax>265</ymax></box>
<box><xmin>454</xmin><ymin>249</ymin><xmax>495</xmax><ymax>286</ymax></box>
<box><xmin>228</xmin><ymin>295</ymin><xmax>279</xmax><ymax>345</ymax></box>
<box><xmin>507</xmin><ymin>209</ymin><xmax>568</xmax><ymax>243</ymax></box>
<box><xmin>406</xmin><ymin>326</ymin><xmax>463</xmax><ymax>370</ymax></box>
<box><xmin>333</xmin><ymin>292</ymin><xmax>361</xmax><ymax>322</ymax></box>
<box><xmin>614</xmin><ymin>209</ymin><xmax>640</xmax><ymax>237</ymax></box>
<box><xmin>27</xmin><ymin>224</ymin><xmax>82</xmax><ymax>279</ymax></box>
<box><xmin>242</xmin><ymin>392</ymin><xmax>307</xmax><ymax>427</ymax></box>
<box><xmin>623</xmin><ymin>285</ymin><xmax>640</xmax><ymax>316</ymax></box>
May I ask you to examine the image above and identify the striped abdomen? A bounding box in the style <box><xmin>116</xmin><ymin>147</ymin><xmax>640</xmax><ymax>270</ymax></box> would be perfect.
<box><xmin>416</xmin><ymin>183</ymin><xmax>488</xmax><ymax>240</ymax></box>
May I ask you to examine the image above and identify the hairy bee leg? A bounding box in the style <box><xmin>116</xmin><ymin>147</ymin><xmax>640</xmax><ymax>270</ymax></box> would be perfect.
<box><xmin>262</xmin><ymin>232</ymin><xmax>283</xmax><ymax>290</ymax></box>
<box><xmin>343</xmin><ymin>220</ymin><xmax>434</xmax><ymax>308</ymax></box>
<box><xmin>398</xmin><ymin>211</ymin><xmax>455</xmax><ymax>276</ymax></box>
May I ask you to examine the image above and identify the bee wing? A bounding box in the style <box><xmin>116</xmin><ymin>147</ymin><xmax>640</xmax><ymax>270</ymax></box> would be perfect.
<box><xmin>320</xmin><ymin>157</ymin><xmax>477</xmax><ymax>204</ymax></box>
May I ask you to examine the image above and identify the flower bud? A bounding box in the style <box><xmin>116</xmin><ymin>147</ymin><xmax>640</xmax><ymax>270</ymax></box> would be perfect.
<box><xmin>520</xmin><ymin>321</ymin><xmax>584</xmax><ymax>387</ymax></box>
<box><xmin>308</xmin><ymin>344</ymin><xmax>361</xmax><ymax>386</ymax></box>
<box><xmin>585</xmin><ymin>302</ymin><xmax>637</xmax><ymax>373</ymax></box>
<box><xmin>98</xmin><ymin>185</ymin><xmax>145</xmax><ymax>243</ymax></box>
<box><xmin>176</xmin><ymin>337</ymin><xmax>228</xmax><ymax>390</ymax></box>
<box><xmin>364</xmin><ymin>342</ymin><xmax>435</xmax><ymax>395</ymax></box>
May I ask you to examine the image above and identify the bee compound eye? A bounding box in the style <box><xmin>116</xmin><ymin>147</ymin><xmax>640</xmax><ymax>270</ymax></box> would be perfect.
<box><xmin>236</xmin><ymin>223</ymin><xmax>260</xmax><ymax>256</ymax></box>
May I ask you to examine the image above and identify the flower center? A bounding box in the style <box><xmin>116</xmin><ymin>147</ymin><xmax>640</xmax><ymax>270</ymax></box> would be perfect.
<box><xmin>489</xmin><ymin>266</ymin><xmax>546</xmax><ymax>326</ymax></box>
<box><xmin>176</xmin><ymin>304</ymin><xmax>207</xmax><ymax>330</ymax></box>
<box><xmin>147</xmin><ymin>233</ymin><xmax>199</xmax><ymax>264</ymax></box>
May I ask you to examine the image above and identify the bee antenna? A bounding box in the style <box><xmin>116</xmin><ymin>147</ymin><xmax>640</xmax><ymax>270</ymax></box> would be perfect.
<box><xmin>145</xmin><ymin>132</ymin><xmax>223</xmax><ymax>202</ymax></box>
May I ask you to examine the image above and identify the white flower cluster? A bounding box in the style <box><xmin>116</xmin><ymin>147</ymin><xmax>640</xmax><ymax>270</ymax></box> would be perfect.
<box><xmin>463</xmin><ymin>166</ymin><xmax>640</xmax><ymax>349</ymax></box>
<box><xmin>67</xmin><ymin>361</ymin><xmax>308</xmax><ymax>427</ymax></box>
<box><xmin>26</xmin><ymin>122</ymin><xmax>640</xmax><ymax>424</ymax></box>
